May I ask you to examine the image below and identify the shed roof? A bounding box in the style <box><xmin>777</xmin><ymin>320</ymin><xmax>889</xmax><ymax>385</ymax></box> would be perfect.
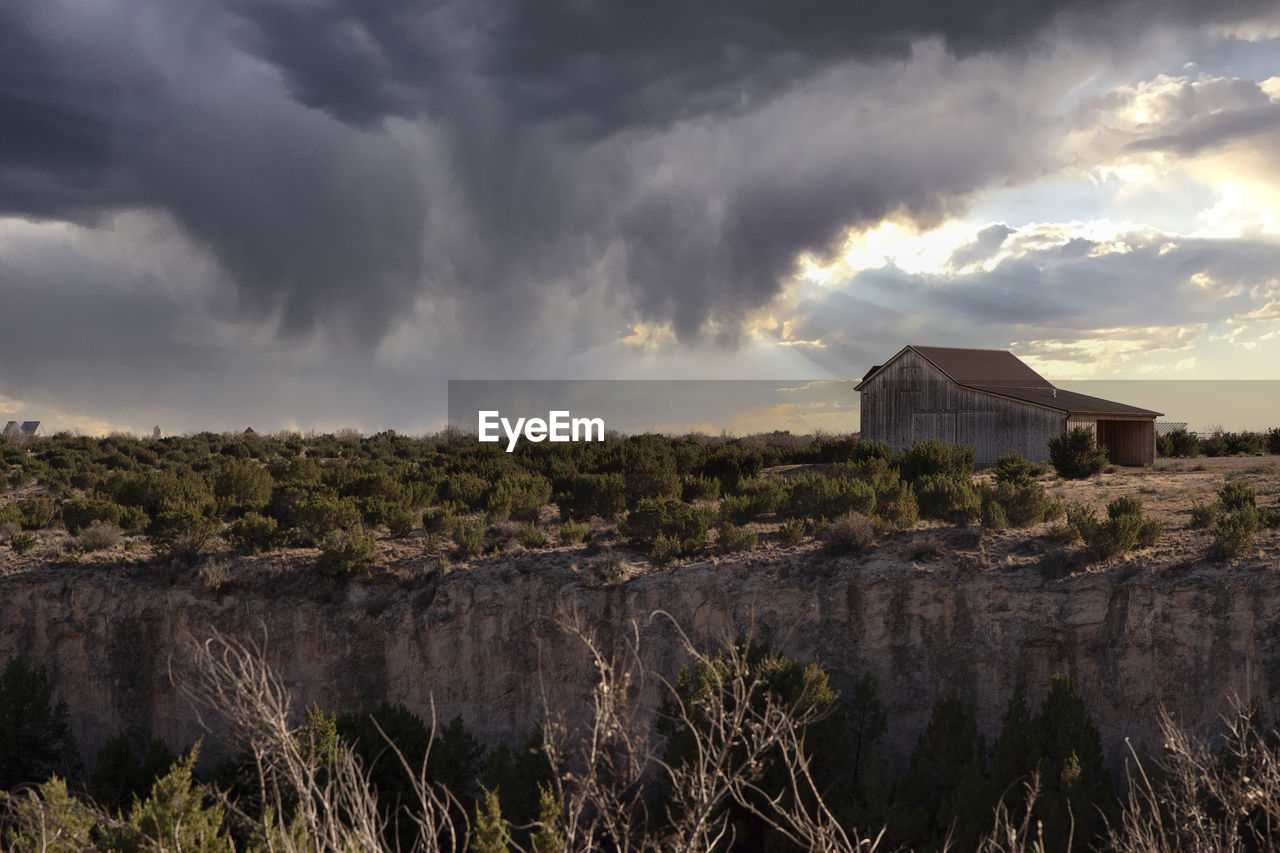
<box><xmin>857</xmin><ymin>345</ymin><xmax>1162</xmax><ymax>418</ymax></box>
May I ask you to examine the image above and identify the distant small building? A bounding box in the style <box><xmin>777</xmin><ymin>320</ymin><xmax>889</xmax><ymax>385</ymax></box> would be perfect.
<box><xmin>855</xmin><ymin>345</ymin><xmax>1162</xmax><ymax>466</ymax></box>
<box><xmin>3</xmin><ymin>421</ymin><xmax>41</xmax><ymax>437</ymax></box>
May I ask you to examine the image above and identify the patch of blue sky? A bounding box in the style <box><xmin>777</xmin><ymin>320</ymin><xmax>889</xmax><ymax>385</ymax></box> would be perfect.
<box><xmin>1185</xmin><ymin>36</ymin><xmax>1280</xmax><ymax>84</ymax></box>
<box><xmin>965</xmin><ymin>169</ymin><xmax>1218</xmax><ymax>236</ymax></box>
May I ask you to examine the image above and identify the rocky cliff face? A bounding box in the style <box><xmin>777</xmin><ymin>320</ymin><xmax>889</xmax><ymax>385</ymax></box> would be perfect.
<box><xmin>2</xmin><ymin>549</ymin><xmax>1277</xmax><ymax>768</ymax></box>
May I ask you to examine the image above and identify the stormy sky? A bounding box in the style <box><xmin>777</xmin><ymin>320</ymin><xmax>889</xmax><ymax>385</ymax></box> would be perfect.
<box><xmin>2</xmin><ymin>0</ymin><xmax>1279</xmax><ymax>434</ymax></box>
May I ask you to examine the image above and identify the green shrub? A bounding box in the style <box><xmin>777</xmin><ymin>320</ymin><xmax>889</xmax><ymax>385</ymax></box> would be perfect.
<box><xmin>422</xmin><ymin>506</ymin><xmax>454</xmax><ymax>535</ymax></box>
<box><xmin>621</xmin><ymin>438</ymin><xmax>681</xmax><ymax>507</ymax></box>
<box><xmin>1157</xmin><ymin>428</ymin><xmax>1199</xmax><ymax>458</ymax></box>
<box><xmin>147</xmin><ymin>509</ymin><xmax>219</xmax><ymax>565</ymax></box>
<box><xmin>212</xmin><ymin>458</ymin><xmax>274</xmax><ymax>514</ymax></box>
<box><xmin>719</xmin><ymin>494</ymin><xmax>755</xmax><ymax>525</ymax></box>
<box><xmin>1107</xmin><ymin>495</ymin><xmax>1144</xmax><ymax>520</ymax></box>
<box><xmin>875</xmin><ymin>479</ymin><xmax>918</xmax><ymax>527</ymax></box>
<box><xmin>386</xmin><ymin>505</ymin><xmax>416</xmax><ymax>538</ymax></box>
<box><xmin>992</xmin><ymin>451</ymin><xmax>1044</xmax><ymax>487</ymax></box>
<box><xmin>898</xmin><ymin>440</ymin><xmax>976</xmax><ymax>485</ymax></box>
<box><xmin>291</xmin><ymin>494</ymin><xmax>361</xmax><ymax>544</ymax></box>
<box><xmin>1044</xmin><ymin>523</ymin><xmax>1078</xmax><ymax>544</ymax></box>
<box><xmin>1219</xmin><ymin>481</ymin><xmax>1256</xmax><ymax>512</ymax></box>
<box><xmin>648</xmin><ymin>533</ymin><xmax>682</xmax><ymax>567</ymax></box>
<box><xmin>559</xmin><ymin>520</ymin><xmax>590</xmax><ymax>545</ymax></box>
<box><xmin>1269</xmin><ymin>427</ymin><xmax>1280</xmax><ymax>455</ymax></box>
<box><xmin>681</xmin><ymin>475</ymin><xmax>721</xmax><ymax>503</ymax></box>
<box><xmin>438</xmin><ymin>472</ymin><xmax>490</xmax><ymax>510</ymax></box>
<box><xmin>452</xmin><ymin>518</ymin><xmax>485</xmax><ymax>560</ymax></box>
<box><xmin>833</xmin><ymin>456</ymin><xmax>897</xmax><ymax>491</ymax></box>
<box><xmin>699</xmin><ymin>447</ymin><xmax>763</xmax><ymax>494</ymax></box>
<box><xmin>10</xmin><ymin>531</ymin><xmax>37</xmax><ymax>554</ymax></box>
<box><xmin>17</xmin><ymin>496</ymin><xmax>58</xmax><ymax>530</ymax></box>
<box><xmin>1200</xmin><ymin>432</ymin><xmax>1228</xmax><ymax>457</ymax></box>
<box><xmin>225</xmin><ymin>512</ymin><xmax>278</xmax><ymax>554</ymax></box>
<box><xmin>517</xmin><ymin>523</ymin><xmax>548</xmax><ymax>549</ymax></box>
<box><xmin>1066</xmin><ymin>497</ymin><xmax>1159</xmax><ymax>562</ymax></box>
<box><xmin>1048</xmin><ymin>427</ymin><xmax>1109</xmax><ymax>479</ymax></box>
<box><xmin>1065</xmin><ymin>501</ymin><xmax>1095</xmax><ymax>534</ymax></box>
<box><xmin>738</xmin><ymin>477</ymin><xmax>786</xmax><ymax>514</ymax></box>
<box><xmin>623</xmin><ymin>498</ymin><xmax>709</xmax><ymax>556</ymax></box>
<box><xmin>1211</xmin><ymin>507</ymin><xmax>1258</xmax><ymax>561</ymax></box>
<box><xmin>981</xmin><ymin>497</ymin><xmax>1008</xmax><ymax>531</ymax></box>
<box><xmin>822</xmin><ymin>511</ymin><xmax>875</xmax><ymax>554</ymax></box>
<box><xmin>817</xmin><ymin>435</ymin><xmax>862</xmax><ymax>463</ymax></box>
<box><xmin>985</xmin><ymin>480</ymin><xmax>1060</xmax><ymax>528</ymax></box>
<box><xmin>1260</xmin><ymin>507</ymin><xmax>1280</xmax><ymax>529</ymax></box>
<box><xmin>117</xmin><ymin>505</ymin><xmax>149</xmax><ymax>532</ymax></box>
<box><xmin>916</xmin><ymin>475</ymin><xmax>981</xmax><ymax>523</ymax></box>
<box><xmin>784</xmin><ymin>473</ymin><xmax>875</xmax><ymax>522</ymax></box>
<box><xmin>1136</xmin><ymin>517</ymin><xmax>1163</xmax><ymax>549</ymax></box>
<box><xmin>556</xmin><ymin>473</ymin><xmax>626</xmax><ymax>521</ymax></box>
<box><xmin>721</xmin><ymin>477</ymin><xmax>786</xmax><ymax>524</ymax></box>
<box><xmin>489</xmin><ymin>473</ymin><xmax>553</xmax><ymax>521</ymax></box>
<box><xmin>60</xmin><ymin>498</ymin><xmax>122</xmax><ymax>535</ymax></box>
<box><xmin>1085</xmin><ymin>512</ymin><xmax>1142</xmax><ymax>561</ymax></box>
<box><xmin>1190</xmin><ymin>502</ymin><xmax>1219</xmax><ymax>529</ymax></box>
<box><xmin>777</xmin><ymin>517</ymin><xmax>806</xmax><ymax>545</ymax></box>
<box><xmin>318</xmin><ymin>527</ymin><xmax>377</xmax><ymax>579</ymax></box>
<box><xmin>716</xmin><ymin>522</ymin><xmax>759</xmax><ymax>554</ymax></box>
<box><xmin>1223</xmin><ymin>431</ymin><xmax>1262</xmax><ymax>455</ymax></box>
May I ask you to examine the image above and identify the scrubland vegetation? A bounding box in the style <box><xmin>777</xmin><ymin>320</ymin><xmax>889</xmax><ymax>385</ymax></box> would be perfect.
<box><xmin>3</xmin><ymin>425</ymin><xmax>1277</xmax><ymax>582</ymax></box>
<box><xmin>3</xmin><ymin>427</ymin><xmax>1280</xmax><ymax>850</ymax></box>
<box><xmin>1156</xmin><ymin>427</ymin><xmax>1280</xmax><ymax>460</ymax></box>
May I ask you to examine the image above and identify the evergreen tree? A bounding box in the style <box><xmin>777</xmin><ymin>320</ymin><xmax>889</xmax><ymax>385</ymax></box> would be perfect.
<box><xmin>0</xmin><ymin>657</ymin><xmax>78</xmax><ymax>789</ymax></box>
<box><xmin>472</xmin><ymin>787</ymin><xmax>511</xmax><ymax>853</ymax></box>
<box><xmin>892</xmin><ymin>691</ymin><xmax>989</xmax><ymax>852</ymax></box>
<box><xmin>4</xmin><ymin>776</ymin><xmax>97</xmax><ymax>853</ymax></box>
<box><xmin>299</xmin><ymin>701</ymin><xmax>340</xmax><ymax>765</ymax></box>
<box><xmin>1023</xmin><ymin>674</ymin><xmax>1115</xmax><ymax>852</ymax></box>
<box><xmin>481</xmin><ymin>725</ymin><xmax>555</xmax><ymax>844</ymax></box>
<box><xmin>658</xmin><ymin>642</ymin><xmax>847</xmax><ymax>852</ymax></box>
<box><xmin>530</xmin><ymin>783</ymin><xmax>565</xmax><ymax>853</ymax></box>
<box><xmin>986</xmin><ymin>674</ymin><xmax>1033</xmax><ymax>819</ymax></box>
<box><xmin>103</xmin><ymin>744</ymin><xmax>233</xmax><ymax>852</ymax></box>
<box><xmin>91</xmin><ymin>732</ymin><xmax>177</xmax><ymax>815</ymax></box>
<box><xmin>842</xmin><ymin>672</ymin><xmax>891</xmax><ymax>834</ymax></box>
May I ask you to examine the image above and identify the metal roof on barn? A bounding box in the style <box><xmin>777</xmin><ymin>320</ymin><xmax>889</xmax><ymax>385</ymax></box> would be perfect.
<box><xmin>858</xmin><ymin>345</ymin><xmax>1161</xmax><ymax>418</ymax></box>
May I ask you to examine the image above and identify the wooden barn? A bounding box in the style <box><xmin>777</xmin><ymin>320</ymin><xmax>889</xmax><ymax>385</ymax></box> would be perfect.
<box><xmin>855</xmin><ymin>345</ymin><xmax>1162</xmax><ymax>466</ymax></box>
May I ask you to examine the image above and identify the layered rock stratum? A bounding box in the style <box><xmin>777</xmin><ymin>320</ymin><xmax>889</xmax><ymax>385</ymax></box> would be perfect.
<box><xmin>2</xmin><ymin>540</ymin><xmax>1276</xmax><ymax>768</ymax></box>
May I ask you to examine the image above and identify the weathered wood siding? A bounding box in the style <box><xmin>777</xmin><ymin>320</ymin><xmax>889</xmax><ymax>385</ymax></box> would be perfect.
<box><xmin>1096</xmin><ymin>418</ymin><xmax>1156</xmax><ymax>466</ymax></box>
<box><xmin>859</xmin><ymin>350</ymin><xmax>1066</xmax><ymax>464</ymax></box>
<box><xmin>1067</xmin><ymin>417</ymin><xmax>1155</xmax><ymax>465</ymax></box>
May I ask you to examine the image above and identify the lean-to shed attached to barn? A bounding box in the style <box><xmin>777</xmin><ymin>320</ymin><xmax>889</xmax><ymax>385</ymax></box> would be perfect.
<box><xmin>855</xmin><ymin>345</ymin><xmax>1162</xmax><ymax>466</ymax></box>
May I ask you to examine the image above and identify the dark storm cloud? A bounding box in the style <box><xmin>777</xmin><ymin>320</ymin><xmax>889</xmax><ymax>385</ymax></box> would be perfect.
<box><xmin>234</xmin><ymin>0</ymin><xmax>1272</xmax><ymax>133</ymax></box>
<box><xmin>946</xmin><ymin>223</ymin><xmax>1015</xmax><ymax>268</ymax></box>
<box><xmin>1127</xmin><ymin>102</ymin><xmax>1280</xmax><ymax>156</ymax></box>
<box><xmin>2</xmin><ymin>0</ymin><xmax>1275</xmax><ymax>355</ymax></box>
